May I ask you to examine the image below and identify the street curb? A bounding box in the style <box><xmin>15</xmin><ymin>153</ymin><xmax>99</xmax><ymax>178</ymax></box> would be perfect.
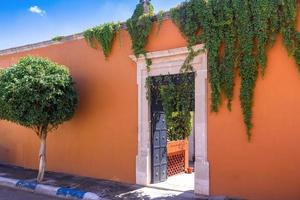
<box><xmin>0</xmin><ymin>177</ymin><xmax>100</xmax><ymax>200</ymax></box>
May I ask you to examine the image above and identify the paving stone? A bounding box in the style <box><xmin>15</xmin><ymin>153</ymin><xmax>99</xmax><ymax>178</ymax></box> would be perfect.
<box><xmin>0</xmin><ymin>164</ymin><xmax>241</xmax><ymax>200</ymax></box>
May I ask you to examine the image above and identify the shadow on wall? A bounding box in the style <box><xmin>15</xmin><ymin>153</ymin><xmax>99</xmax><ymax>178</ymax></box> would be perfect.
<box><xmin>69</xmin><ymin>66</ymin><xmax>107</xmax><ymax>122</ymax></box>
<box><xmin>0</xmin><ymin>146</ymin><xmax>10</xmax><ymax>164</ymax></box>
<box><xmin>0</xmin><ymin>125</ymin><xmax>16</xmax><ymax>165</ymax></box>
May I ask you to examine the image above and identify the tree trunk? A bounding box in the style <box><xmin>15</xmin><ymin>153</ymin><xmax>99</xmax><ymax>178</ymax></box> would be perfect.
<box><xmin>37</xmin><ymin>132</ymin><xmax>47</xmax><ymax>182</ymax></box>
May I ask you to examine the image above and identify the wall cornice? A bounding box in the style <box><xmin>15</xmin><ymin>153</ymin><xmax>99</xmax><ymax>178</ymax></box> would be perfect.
<box><xmin>0</xmin><ymin>12</ymin><xmax>171</xmax><ymax>57</ymax></box>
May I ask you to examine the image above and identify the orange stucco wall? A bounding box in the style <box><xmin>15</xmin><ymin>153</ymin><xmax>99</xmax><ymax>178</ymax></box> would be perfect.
<box><xmin>208</xmin><ymin>37</ymin><xmax>300</xmax><ymax>200</ymax></box>
<box><xmin>0</xmin><ymin>20</ymin><xmax>186</xmax><ymax>184</ymax></box>
<box><xmin>0</xmin><ymin>16</ymin><xmax>300</xmax><ymax>200</ymax></box>
<box><xmin>208</xmin><ymin>12</ymin><xmax>300</xmax><ymax>200</ymax></box>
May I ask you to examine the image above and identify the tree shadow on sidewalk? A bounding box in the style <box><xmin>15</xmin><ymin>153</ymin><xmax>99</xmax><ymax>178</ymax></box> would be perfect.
<box><xmin>113</xmin><ymin>188</ymin><xmax>214</xmax><ymax>200</ymax></box>
<box><xmin>114</xmin><ymin>188</ymin><xmax>244</xmax><ymax>200</ymax></box>
<box><xmin>0</xmin><ymin>164</ymin><xmax>243</xmax><ymax>200</ymax></box>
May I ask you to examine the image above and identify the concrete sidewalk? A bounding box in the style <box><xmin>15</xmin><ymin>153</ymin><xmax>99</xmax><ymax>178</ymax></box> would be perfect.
<box><xmin>0</xmin><ymin>186</ymin><xmax>61</xmax><ymax>200</ymax></box>
<box><xmin>0</xmin><ymin>164</ymin><xmax>240</xmax><ymax>200</ymax></box>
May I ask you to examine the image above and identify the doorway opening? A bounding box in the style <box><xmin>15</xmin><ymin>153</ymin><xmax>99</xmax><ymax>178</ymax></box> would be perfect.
<box><xmin>131</xmin><ymin>45</ymin><xmax>209</xmax><ymax>195</ymax></box>
<box><xmin>149</xmin><ymin>73</ymin><xmax>195</xmax><ymax>192</ymax></box>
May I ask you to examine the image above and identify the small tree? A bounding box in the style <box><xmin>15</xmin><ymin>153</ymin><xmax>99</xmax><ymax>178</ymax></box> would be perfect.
<box><xmin>0</xmin><ymin>56</ymin><xmax>78</xmax><ymax>182</ymax></box>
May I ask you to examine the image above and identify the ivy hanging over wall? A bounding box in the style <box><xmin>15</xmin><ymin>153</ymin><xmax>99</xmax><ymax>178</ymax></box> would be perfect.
<box><xmin>81</xmin><ymin>0</ymin><xmax>300</xmax><ymax>141</ymax></box>
<box><xmin>83</xmin><ymin>1</ymin><xmax>154</xmax><ymax>65</ymax></box>
<box><xmin>170</xmin><ymin>0</ymin><xmax>300</xmax><ymax>140</ymax></box>
<box><xmin>83</xmin><ymin>22</ymin><xmax>121</xmax><ymax>58</ymax></box>
<box><xmin>52</xmin><ymin>36</ymin><xmax>64</xmax><ymax>42</ymax></box>
<box><xmin>126</xmin><ymin>1</ymin><xmax>154</xmax><ymax>70</ymax></box>
<box><xmin>156</xmin><ymin>10</ymin><xmax>164</xmax><ymax>35</ymax></box>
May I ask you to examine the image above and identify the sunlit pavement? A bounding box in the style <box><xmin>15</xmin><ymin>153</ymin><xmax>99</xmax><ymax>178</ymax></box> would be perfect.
<box><xmin>150</xmin><ymin>172</ymin><xmax>195</xmax><ymax>192</ymax></box>
<box><xmin>0</xmin><ymin>164</ymin><xmax>239</xmax><ymax>200</ymax></box>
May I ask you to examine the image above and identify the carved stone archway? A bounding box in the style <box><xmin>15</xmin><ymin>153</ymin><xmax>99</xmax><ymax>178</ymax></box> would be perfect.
<box><xmin>130</xmin><ymin>44</ymin><xmax>209</xmax><ymax>195</ymax></box>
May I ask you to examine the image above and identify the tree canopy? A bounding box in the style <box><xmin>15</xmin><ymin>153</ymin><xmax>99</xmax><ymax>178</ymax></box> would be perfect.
<box><xmin>0</xmin><ymin>56</ymin><xmax>78</xmax><ymax>133</ymax></box>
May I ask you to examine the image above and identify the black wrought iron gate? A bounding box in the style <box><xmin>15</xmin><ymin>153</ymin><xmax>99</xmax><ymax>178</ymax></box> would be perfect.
<box><xmin>151</xmin><ymin>112</ymin><xmax>168</xmax><ymax>183</ymax></box>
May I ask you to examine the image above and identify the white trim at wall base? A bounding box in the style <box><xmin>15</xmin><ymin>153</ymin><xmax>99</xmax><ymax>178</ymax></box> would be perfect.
<box><xmin>130</xmin><ymin>44</ymin><xmax>209</xmax><ymax>195</ymax></box>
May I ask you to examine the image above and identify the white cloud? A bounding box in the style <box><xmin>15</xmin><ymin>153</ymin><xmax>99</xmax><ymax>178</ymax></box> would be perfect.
<box><xmin>29</xmin><ymin>6</ymin><xmax>46</xmax><ymax>16</ymax></box>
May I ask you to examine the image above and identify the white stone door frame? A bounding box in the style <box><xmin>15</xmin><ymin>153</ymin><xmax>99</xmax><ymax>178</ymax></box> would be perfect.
<box><xmin>130</xmin><ymin>44</ymin><xmax>209</xmax><ymax>195</ymax></box>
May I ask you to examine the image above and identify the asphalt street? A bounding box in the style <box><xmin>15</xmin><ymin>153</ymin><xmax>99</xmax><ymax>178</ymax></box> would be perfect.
<box><xmin>0</xmin><ymin>186</ymin><xmax>61</xmax><ymax>200</ymax></box>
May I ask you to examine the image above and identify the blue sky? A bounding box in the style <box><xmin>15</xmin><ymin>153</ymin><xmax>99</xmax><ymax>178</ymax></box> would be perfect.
<box><xmin>0</xmin><ymin>0</ymin><xmax>184</xmax><ymax>50</ymax></box>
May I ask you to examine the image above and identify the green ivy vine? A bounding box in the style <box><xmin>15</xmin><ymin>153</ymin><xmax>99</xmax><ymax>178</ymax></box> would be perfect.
<box><xmin>170</xmin><ymin>0</ymin><xmax>300</xmax><ymax>140</ymax></box>
<box><xmin>81</xmin><ymin>0</ymin><xmax>300</xmax><ymax>141</ymax></box>
<box><xmin>156</xmin><ymin>10</ymin><xmax>164</xmax><ymax>35</ymax></box>
<box><xmin>234</xmin><ymin>0</ymin><xmax>257</xmax><ymax>140</ymax></box>
<box><xmin>83</xmin><ymin>22</ymin><xmax>120</xmax><ymax>58</ymax></box>
<box><xmin>126</xmin><ymin>1</ymin><xmax>154</xmax><ymax>71</ymax></box>
<box><xmin>52</xmin><ymin>36</ymin><xmax>63</xmax><ymax>42</ymax></box>
<box><xmin>83</xmin><ymin>29</ymin><xmax>96</xmax><ymax>48</ymax></box>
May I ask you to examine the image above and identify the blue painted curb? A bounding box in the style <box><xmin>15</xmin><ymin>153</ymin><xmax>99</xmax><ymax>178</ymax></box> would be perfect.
<box><xmin>16</xmin><ymin>180</ymin><xmax>37</xmax><ymax>190</ymax></box>
<box><xmin>57</xmin><ymin>187</ymin><xmax>86</xmax><ymax>199</ymax></box>
<box><xmin>0</xmin><ymin>177</ymin><xmax>100</xmax><ymax>200</ymax></box>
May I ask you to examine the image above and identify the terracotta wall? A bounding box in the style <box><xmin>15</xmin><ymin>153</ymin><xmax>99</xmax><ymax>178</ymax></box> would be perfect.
<box><xmin>208</xmin><ymin>15</ymin><xmax>300</xmax><ymax>200</ymax></box>
<box><xmin>0</xmin><ymin>16</ymin><xmax>300</xmax><ymax>200</ymax></box>
<box><xmin>0</xmin><ymin>20</ymin><xmax>186</xmax><ymax>184</ymax></box>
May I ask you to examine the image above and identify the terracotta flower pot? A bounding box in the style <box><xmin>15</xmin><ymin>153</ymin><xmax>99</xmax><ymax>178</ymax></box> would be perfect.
<box><xmin>186</xmin><ymin>167</ymin><xmax>193</xmax><ymax>174</ymax></box>
<box><xmin>167</xmin><ymin>140</ymin><xmax>188</xmax><ymax>154</ymax></box>
<box><xmin>167</xmin><ymin>139</ymin><xmax>189</xmax><ymax>174</ymax></box>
